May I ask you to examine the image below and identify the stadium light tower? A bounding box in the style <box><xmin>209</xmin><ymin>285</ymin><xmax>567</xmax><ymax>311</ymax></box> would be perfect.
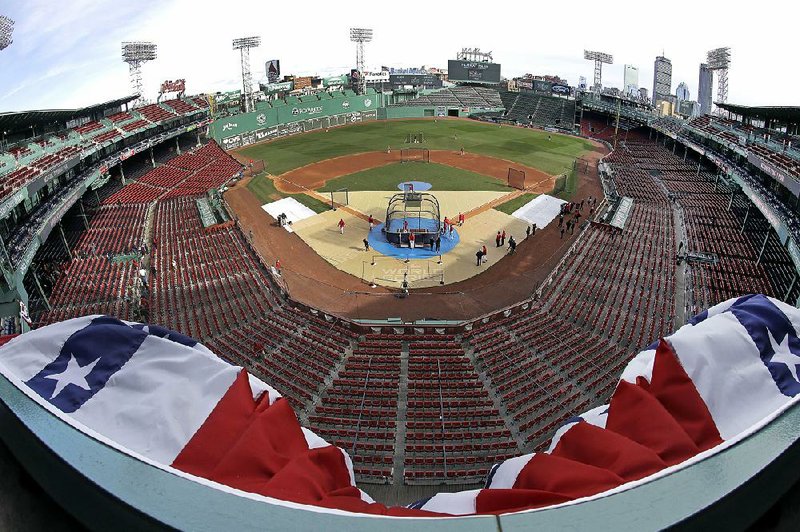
<box><xmin>349</xmin><ymin>28</ymin><xmax>373</xmax><ymax>95</ymax></box>
<box><xmin>121</xmin><ymin>42</ymin><xmax>157</xmax><ymax>105</ymax></box>
<box><xmin>583</xmin><ymin>50</ymin><xmax>613</xmax><ymax>93</ymax></box>
<box><xmin>232</xmin><ymin>36</ymin><xmax>261</xmax><ymax>113</ymax></box>
<box><xmin>0</xmin><ymin>15</ymin><xmax>14</xmax><ymax>51</ymax></box>
<box><xmin>707</xmin><ymin>47</ymin><xmax>731</xmax><ymax>113</ymax></box>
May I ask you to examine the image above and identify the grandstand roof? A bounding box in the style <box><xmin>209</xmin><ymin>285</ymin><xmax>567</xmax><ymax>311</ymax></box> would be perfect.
<box><xmin>717</xmin><ymin>102</ymin><xmax>800</xmax><ymax>123</ymax></box>
<box><xmin>0</xmin><ymin>95</ymin><xmax>138</xmax><ymax>133</ymax></box>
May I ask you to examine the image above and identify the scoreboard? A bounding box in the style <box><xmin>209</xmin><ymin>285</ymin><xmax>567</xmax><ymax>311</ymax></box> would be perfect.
<box><xmin>447</xmin><ymin>60</ymin><xmax>501</xmax><ymax>84</ymax></box>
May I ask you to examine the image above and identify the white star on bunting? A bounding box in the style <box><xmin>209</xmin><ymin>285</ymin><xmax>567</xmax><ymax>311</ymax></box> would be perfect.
<box><xmin>44</xmin><ymin>353</ymin><xmax>100</xmax><ymax>399</ymax></box>
<box><xmin>768</xmin><ymin>330</ymin><xmax>800</xmax><ymax>383</ymax></box>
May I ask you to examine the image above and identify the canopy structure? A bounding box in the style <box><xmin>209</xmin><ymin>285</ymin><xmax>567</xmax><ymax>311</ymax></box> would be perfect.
<box><xmin>0</xmin><ymin>96</ymin><xmax>138</xmax><ymax>136</ymax></box>
<box><xmin>717</xmin><ymin>103</ymin><xmax>800</xmax><ymax>133</ymax></box>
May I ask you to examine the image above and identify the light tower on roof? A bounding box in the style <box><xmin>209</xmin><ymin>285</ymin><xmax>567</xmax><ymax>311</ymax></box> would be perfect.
<box><xmin>584</xmin><ymin>50</ymin><xmax>613</xmax><ymax>92</ymax></box>
<box><xmin>121</xmin><ymin>42</ymin><xmax>157</xmax><ymax>106</ymax></box>
<box><xmin>349</xmin><ymin>28</ymin><xmax>373</xmax><ymax>95</ymax></box>
<box><xmin>233</xmin><ymin>36</ymin><xmax>261</xmax><ymax>113</ymax></box>
<box><xmin>706</xmin><ymin>47</ymin><xmax>731</xmax><ymax>114</ymax></box>
<box><xmin>0</xmin><ymin>15</ymin><xmax>14</xmax><ymax>51</ymax></box>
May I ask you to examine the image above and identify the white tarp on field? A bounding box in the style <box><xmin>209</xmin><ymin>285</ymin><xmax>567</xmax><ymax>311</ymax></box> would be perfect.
<box><xmin>261</xmin><ymin>197</ymin><xmax>317</xmax><ymax>233</ymax></box>
<box><xmin>510</xmin><ymin>194</ymin><xmax>567</xmax><ymax>228</ymax></box>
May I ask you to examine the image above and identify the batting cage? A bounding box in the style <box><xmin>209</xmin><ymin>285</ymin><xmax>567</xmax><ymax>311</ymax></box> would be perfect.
<box><xmin>405</xmin><ymin>132</ymin><xmax>425</xmax><ymax>144</ymax></box>
<box><xmin>330</xmin><ymin>188</ymin><xmax>349</xmax><ymax>209</ymax></box>
<box><xmin>383</xmin><ymin>191</ymin><xmax>441</xmax><ymax>247</ymax></box>
<box><xmin>400</xmin><ymin>147</ymin><xmax>430</xmax><ymax>163</ymax></box>
<box><xmin>507</xmin><ymin>167</ymin><xmax>527</xmax><ymax>190</ymax></box>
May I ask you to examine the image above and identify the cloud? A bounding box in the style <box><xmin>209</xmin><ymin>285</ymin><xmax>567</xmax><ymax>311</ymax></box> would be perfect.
<box><xmin>0</xmin><ymin>0</ymin><xmax>796</xmax><ymax>109</ymax></box>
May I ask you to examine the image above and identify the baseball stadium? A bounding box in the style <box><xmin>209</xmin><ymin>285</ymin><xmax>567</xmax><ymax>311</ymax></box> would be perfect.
<box><xmin>2</xmin><ymin>5</ymin><xmax>800</xmax><ymax>531</ymax></box>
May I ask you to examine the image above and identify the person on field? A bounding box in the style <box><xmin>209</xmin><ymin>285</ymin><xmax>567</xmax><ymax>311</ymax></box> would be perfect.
<box><xmin>435</xmin><ymin>235</ymin><xmax>441</xmax><ymax>252</ymax></box>
<box><xmin>275</xmin><ymin>259</ymin><xmax>281</xmax><ymax>274</ymax></box>
<box><xmin>476</xmin><ymin>248</ymin><xmax>484</xmax><ymax>266</ymax></box>
<box><xmin>409</xmin><ymin>231</ymin><xmax>416</xmax><ymax>249</ymax></box>
<box><xmin>368</xmin><ymin>214</ymin><xmax>374</xmax><ymax>230</ymax></box>
<box><xmin>501</xmin><ymin>230</ymin><xmax>506</xmax><ymax>247</ymax></box>
<box><xmin>496</xmin><ymin>231</ymin><xmax>502</xmax><ymax>247</ymax></box>
<box><xmin>363</xmin><ymin>239</ymin><xmax>370</xmax><ymax>252</ymax></box>
<box><xmin>338</xmin><ymin>218</ymin><xmax>345</xmax><ymax>234</ymax></box>
<box><xmin>508</xmin><ymin>236</ymin><xmax>517</xmax><ymax>254</ymax></box>
<box><xmin>482</xmin><ymin>245</ymin><xmax>488</xmax><ymax>263</ymax></box>
<box><xmin>526</xmin><ymin>226</ymin><xmax>531</xmax><ymax>239</ymax></box>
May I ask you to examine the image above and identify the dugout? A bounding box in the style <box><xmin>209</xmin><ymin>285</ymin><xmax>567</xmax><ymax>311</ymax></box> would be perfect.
<box><xmin>383</xmin><ymin>192</ymin><xmax>441</xmax><ymax>247</ymax></box>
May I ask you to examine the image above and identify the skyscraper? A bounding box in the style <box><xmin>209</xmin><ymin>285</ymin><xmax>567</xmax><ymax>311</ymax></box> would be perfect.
<box><xmin>652</xmin><ymin>55</ymin><xmax>672</xmax><ymax>106</ymax></box>
<box><xmin>698</xmin><ymin>63</ymin><xmax>713</xmax><ymax>116</ymax></box>
<box><xmin>676</xmin><ymin>82</ymin><xmax>690</xmax><ymax>104</ymax></box>
<box><xmin>624</xmin><ymin>65</ymin><xmax>639</xmax><ymax>95</ymax></box>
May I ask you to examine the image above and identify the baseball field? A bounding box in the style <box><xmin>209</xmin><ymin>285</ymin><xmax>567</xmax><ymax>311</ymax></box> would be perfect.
<box><xmin>225</xmin><ymin>118</ymin><xmax>604</xmax><ymax>316</ymax></box>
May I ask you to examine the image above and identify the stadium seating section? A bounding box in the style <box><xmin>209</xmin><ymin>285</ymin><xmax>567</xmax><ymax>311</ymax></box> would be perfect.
<box><xmin>18</xmin><ymin>114</ymin><xmax>800</xmax><ymax>488</ymax></box>
<box><xmin>0</xmin><ymin>97</ymin><xmax>207</xmax><ymax>204</ymax></box>
<box><xmin>501</xmin><ymin>92</ymin><xmax>576</xmax><ymax>129</ymax></box>
<box><xmin>398</xmin><ymin>87</ymin><xmax>503</xmax><ymax>108</ymax></box>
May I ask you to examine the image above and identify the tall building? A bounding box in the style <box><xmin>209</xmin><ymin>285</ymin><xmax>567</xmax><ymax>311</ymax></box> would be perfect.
<box><xmin>624</xmin><ymin>64</ymin><xmax>639</xmax><ymax>95</ymax></box>
<box><xmin>698</xmin><ymin>63</ymin><xmax>713</xmax><ymax>116</ymax></box>
<box><xmin>652</xmin><ymin>55</ymin><xmax>672</xmax><ymax>106</ymax></box>
<box><xmin>676</xmin><ymin>82</ymin><xmax>690</xmax><ymax>105</ymax></box>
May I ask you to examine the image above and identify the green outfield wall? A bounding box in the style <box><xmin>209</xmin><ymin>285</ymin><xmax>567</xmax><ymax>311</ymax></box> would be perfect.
<box><xmin>210</xmin><ymin>91</ymin><xmax>383</xmax><ymax>149</ymax></box>
<box><xmin>209</xmin><ymin>89</ymin><xmax>503</xmax><ymax>149</ymax></box>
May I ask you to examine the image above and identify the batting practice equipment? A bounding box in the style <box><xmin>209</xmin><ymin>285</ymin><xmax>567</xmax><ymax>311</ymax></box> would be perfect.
<box><xmin>383</xmin><ymin>191</ymin><xmax>440</xmax><ymax>246</ymax></box>
<box><xmin>400</xmin><ymin>147</ymin><xmax>430</xmax><ymax>163</ymax></box>
<box><xmin>330</xmin><ymin>188</ymin><xmax>349</xmax><ymax>209</ymax></box>
<box><xmin>507</xmin><ymin>167</ymin><xmax>527</xmax><ymax>190</ymax></box>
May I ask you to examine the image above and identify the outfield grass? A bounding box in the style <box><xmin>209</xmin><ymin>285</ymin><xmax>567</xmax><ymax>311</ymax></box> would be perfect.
<box><xmin>318</xmin><ymin>162</ymin><xmax>510</xmax><ymax>193</ymax></box>
<box><xmin>494</xmin><ymin>193</ymin><xmax>540</xmax><ymax>215</ymax></box>
<box><xmin>247</xmin><ymin>173</ymin><xmax>330</xmax><ymax>213</ymax></box>
<box><xmin>237</xmin><ymin>119</ymin><xmax>593</xmax><ymax>177</ymax></box>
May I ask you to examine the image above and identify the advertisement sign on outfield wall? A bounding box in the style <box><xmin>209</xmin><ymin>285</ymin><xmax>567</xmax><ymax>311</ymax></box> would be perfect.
<box><xmin>220</xmin><ymin>110</ymin><xmax>378</xmax><ymax>149</ymax></box>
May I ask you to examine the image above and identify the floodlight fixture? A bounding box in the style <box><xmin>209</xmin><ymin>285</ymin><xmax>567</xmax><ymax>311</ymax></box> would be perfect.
<box><xmin>0</xmin><ymin>15</ymin><xmax>14</xmax><ymax>51</ymax></box>
<box><xmin>232</xmin><ymin>36</ymin><xmax>261</xmax><ymax>113</ymax></box>
<box><xmin>584</xmin><ymin>50</ymin><xmax>613</xmax><ymax>92</ymax></box>
<box><xmin>232</xmin><ymin>36</ymin><xmax>261</xmax><ymax>50</ymax></box>
<box><xmin>349</xmin><ymin>28</ymin><xmax>373</xmax><ymax>43</ymax></box>
<box><xmin>349</xmin><ymin>28</ymin><xmax>373</xmax><ymax>95</ymax></box>
<box><xmin>706</xmin><ymin>47</ymin><xmax>731</xmax><ymax>108</ymax></box>
<box><xmin>121</xmin><ymin>42</ymin><xmax>157</xmax><ymax>104</ymax></box>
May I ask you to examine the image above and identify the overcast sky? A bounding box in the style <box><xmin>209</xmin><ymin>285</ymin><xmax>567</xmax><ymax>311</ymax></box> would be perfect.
<box><xmin>0</xmin><ymin>0</ymin><xmax>795</xmax><ymax>111</ymax></box>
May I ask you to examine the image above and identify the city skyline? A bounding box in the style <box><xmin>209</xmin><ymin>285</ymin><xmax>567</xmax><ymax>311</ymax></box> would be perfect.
<box><xmin>0</xmin><ymin>0</ymin><xmax>796</xmax><ymax>111</ymax></box>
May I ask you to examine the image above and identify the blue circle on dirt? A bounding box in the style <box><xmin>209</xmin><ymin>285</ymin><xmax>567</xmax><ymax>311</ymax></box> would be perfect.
<box><xmin>397</xmin><ymin>181</ymin><xmax>432</xmax><ymax>191</ymax></box>
<box><xmin>368</xmin><ymin>222</ymin><xmax>459</xmax><ymax>259</ymax></box>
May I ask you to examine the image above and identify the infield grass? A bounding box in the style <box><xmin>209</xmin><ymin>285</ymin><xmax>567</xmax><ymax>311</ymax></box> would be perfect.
<box><xmin>237</xmin><ymin>119</ymin><xmax>593</xmax><ymax>177</ymax></box>
<box><xmin>318</xmin><ymin>162</ymin><xmax>510</xmax><ymax>193</ymax></box>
